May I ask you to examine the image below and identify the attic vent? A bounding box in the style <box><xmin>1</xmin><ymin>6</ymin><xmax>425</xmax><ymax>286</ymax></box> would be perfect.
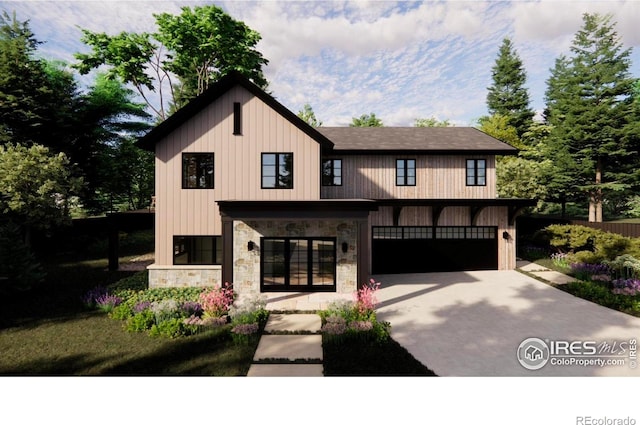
<box><xmin>233</xmin><ymin>102</ymin><xmax>242</xmax><ymax>135</ymax></box>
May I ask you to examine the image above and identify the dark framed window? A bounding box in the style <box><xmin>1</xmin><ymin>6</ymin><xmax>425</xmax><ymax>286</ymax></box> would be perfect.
<box><xmin>173</xmin><ymin>236</ymin><xmax>222</xmax><ymax>265</ymax></box>
<box><xmin>262</xmin><ymin>153</ymin><xmax>293</xmax><ymax>189</ymax></box>
<box><xmin>466</xmin><ymin>159</ymin><xmax>486</xmax><ymax>186</ymax></box>
<box><xmin>261</xmin><ymin>237</ymin><xmax>336</xmax><ymax>291</ymax></box>
<box><xmin>396</xmin><ymin>159</ymin><xmax>416</xmax><ymax>186</ymax></box>
<box><xmin>182</xmin><ymin>153</ymin><xmax>214</xmax><ymax>189</ymax></box>
<box><xmin>233</xmin><ymin>102</ymin><xmax>242</xmax><ymax>135</ymax></box>
<box><xmin>322</xmin><ymin>159</ymin><xmax>342</xmax><ymax>186</ymax></box>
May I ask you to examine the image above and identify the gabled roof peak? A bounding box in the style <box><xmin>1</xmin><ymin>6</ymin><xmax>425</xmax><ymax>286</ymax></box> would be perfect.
<box><xmin>137</xmin><ymin>71</ymin><xmax>334</xmax><ymax>151</ymax></box>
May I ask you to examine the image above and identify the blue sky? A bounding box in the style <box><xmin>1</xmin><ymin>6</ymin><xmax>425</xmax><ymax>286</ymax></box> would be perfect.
<box><xmin>3</xmin><ymin>0</ymin><xmax>640</xmax><ymax>126</ymax></box>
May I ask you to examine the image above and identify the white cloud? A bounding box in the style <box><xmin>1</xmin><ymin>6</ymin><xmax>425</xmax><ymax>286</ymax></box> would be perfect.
<box><xmin>2</xmin><ymin>0</ymin><xmax>639</xmax><ymax>127</ymax></box>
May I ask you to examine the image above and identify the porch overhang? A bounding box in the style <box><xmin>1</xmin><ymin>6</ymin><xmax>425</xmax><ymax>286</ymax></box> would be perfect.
<box><xmin>217</xmin><ymin>199</ymin><xmax>378</xmax><ymax>290</ymax></box>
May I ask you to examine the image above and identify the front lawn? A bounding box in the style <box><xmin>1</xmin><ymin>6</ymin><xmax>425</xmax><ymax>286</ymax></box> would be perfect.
<box><xmin>1</xmin><ymin>229</ymin><xmax>433</xmax><ymax>376</ymax></box>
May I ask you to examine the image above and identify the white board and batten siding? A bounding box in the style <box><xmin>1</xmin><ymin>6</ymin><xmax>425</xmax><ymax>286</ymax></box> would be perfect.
<box><xmin>154</xmin><ymin>86</ymin><xmax>321</xmax><ymax>265</ymax></box>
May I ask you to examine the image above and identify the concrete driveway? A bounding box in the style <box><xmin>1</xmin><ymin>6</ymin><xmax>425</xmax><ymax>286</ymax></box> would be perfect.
<box><xmin>374</xmin><ymin>270</ymin><xmax>640</xmax><ymax>376</ymax></box>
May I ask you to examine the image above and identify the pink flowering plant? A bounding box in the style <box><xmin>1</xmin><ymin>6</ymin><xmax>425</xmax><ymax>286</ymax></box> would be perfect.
<box><xmin>199</xmin><ymin>282</ymin><xmax>235</xmax><ymax>319</ymax></box>
<box><xmin>320</xmin><ymin>278</ymin><xmax>390</xmax><ymax>343</ymax></box>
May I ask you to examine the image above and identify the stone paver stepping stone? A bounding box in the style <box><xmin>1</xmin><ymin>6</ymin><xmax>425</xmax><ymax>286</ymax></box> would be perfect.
<box><xmin>247</xmin><ymin>364</ymin><xmax>323</xmax><ymax>377</ymax></box>
<box><xmin>529</xmin><ymin>270</ymin><xmax>576</xmax><ymax>285</ymax></box>
<box><xmin>264</xmin><ymin>313</ymin><xmax>322</xmax><ymax>333</ymax></box>
<box><xmin>518</xmin><ymin>262</ymin><xmax>551</xmax><ymax>272</ymax></box>
<box><xmin>253</xmin><ymin>335</ymin><xmax>323</xmax><ymax>361</ymax></box>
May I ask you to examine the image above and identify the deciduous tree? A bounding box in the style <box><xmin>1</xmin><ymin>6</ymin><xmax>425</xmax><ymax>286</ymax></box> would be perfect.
<box><xmin>350</xmin><ymin>113</ymin><xmax>383</xmax><ymax>127</ymax></box>
<box><xmin>75</xmin><ymin>5</ymin><xmax>268</xmax><ymax>120</ymax></box>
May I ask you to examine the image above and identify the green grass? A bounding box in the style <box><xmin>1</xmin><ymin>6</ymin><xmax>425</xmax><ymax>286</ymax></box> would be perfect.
<box><xmin>323</xmin><ymin>336</ymin><xmax>437</xmax><ymax>376</ymax></box>
<box><xmin>0</xmin><ymin>228</ymin><xmax>433</xmax><ymax>376</ymax></box>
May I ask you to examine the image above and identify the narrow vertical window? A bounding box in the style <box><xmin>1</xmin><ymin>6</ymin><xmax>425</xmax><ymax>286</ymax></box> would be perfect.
<box><xmin>396</xmin><ymin>159</ymin><xmax>416</xmax><ymax>186</ymax></box>
<box><xmin>262</xmin><ymin>153</ymin><xmax>293</xmax><ymax>189</ymax></box>
<box><xmin>233</xmin><ymin>102</ymin><xmax>242</xmax><ymax>135</ymax></box>
<box><xmin>466</xmin><ymin>159</ymin><xmax>486</xmax><ymax>186</ymax></box>
<box><xmin>322</xmin><ymin>159</ymin><xmax>342</xmax><ymax>186</ymax></box>
<box><xmin>182</xmin><ymin>153</ymin><xmax>214</xmax><ymax>189</ymax></box>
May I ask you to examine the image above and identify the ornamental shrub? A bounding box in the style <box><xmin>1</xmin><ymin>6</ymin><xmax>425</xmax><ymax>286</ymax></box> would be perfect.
<box><xmin>126</xmin><ymin>310</ymin><xmax>155</xmax><ymax>332</ymax></box>
<box><xmin>605</xmin><ymin>255</ymin><xmax>640</xmax><ymax>280</ymax></box>
<box><xmin>149</xmin><ymin>318</ymin><xmax>197</xmax><ymax>338</ymax></box>
<box><xmin>199</xmin><ymin>283</ymin><xmax>235</xmax><ymax>318</ymax></box>
<box><xmin>543</xmin><ymin>225</ymin><xmax>637</xmax><ymax>262</ymax></box>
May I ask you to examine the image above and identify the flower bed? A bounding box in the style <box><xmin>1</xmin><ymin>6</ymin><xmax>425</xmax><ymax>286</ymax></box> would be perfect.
<box><xmin>83</xmin><ymin>275</ymin><xmax>268</xmax><ymax>342</ymax></box>
<box><xmin>319</xmin><ymin>279</ymin><xmax>390</xmax><ymax>344</ymax></box>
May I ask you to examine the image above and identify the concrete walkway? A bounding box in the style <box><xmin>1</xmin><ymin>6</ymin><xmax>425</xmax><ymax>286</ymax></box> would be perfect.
<box><xmin>247</xmin><ymin>314</ymin><xmax>324</xmax><ymax>377</ymax></box>
<box><xmin>374</xmin><ymin>269</ymin><xmax>640</xmax><ymax>376</ymax></box>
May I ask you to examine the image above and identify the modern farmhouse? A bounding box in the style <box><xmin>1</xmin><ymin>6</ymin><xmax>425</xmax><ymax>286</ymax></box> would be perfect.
<box><xmin>138</xmin><ymin>72</ymin><xmax>534</xmax><ymax>298</ymax></box>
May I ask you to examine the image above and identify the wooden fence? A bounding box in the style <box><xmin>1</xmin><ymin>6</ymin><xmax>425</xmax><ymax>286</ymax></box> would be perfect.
<box><xmin>570</xmin><ymin>220</ymin><xmax>640</xmax><ymax>238</ymax></box>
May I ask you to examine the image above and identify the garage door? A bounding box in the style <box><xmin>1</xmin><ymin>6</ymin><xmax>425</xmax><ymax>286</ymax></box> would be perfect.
<box><xmin>372</xmin><ymin>226</ymin><xmax>498</xmax><ymax>274</ymax></box>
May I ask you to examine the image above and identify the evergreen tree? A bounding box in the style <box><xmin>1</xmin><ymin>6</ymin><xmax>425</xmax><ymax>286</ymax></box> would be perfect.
<box><xmin>486</xmin><ymin>38</ymin><xmax>534</xmax><ymax>138</ymax></box>
<box><xmin>0</xmin><ymin>11</ymin><xmax>52</xmax><ymax>144</ymax></box>
<box><xmin>544</xmin><ymin>13</ymin><xmax>639</xmax><ymax>222</ymax></box>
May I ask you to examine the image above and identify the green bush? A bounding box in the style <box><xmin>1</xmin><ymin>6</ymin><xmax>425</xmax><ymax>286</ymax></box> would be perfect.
<box><xmin>108</xmin><ymin>271</ymin><xmax>148</xmax><ymax>292</ymax></box>
<box><xmin>109</xmin><ymin>303</ymin><xmax>134</xmax><ymax>321</ymax></box>
<box><xmin>605</xmin><ymin>255</ymin><xmax>640</xmax><ymax>280</ymax></box>
<box><xmin>563</xmin><ymin>281</ymin><xmax>640</xmax><ymax>314</ymax></box>
<box><xmin>126</xmin><ymin>310</ymin><xmax>155</xmax><ymax>332</ymax></box>
<box><xmin>149</xmin><ymin>318</ymin><xmax>197</xmax><ymax>338</ymax></box>
<box><xmin>543</xmin><ymin>224</ymin><xmax>637</xmax><ymax>262</ymax></box>
<box><xmin>569</xmin><ymin>250</ymin><xmax>603</xmax><ymax>264</ymax></box>
<box><xmin>0</xmin><ymin>222</ymin><xmax>46</xmax><ymax>291</ymax></box>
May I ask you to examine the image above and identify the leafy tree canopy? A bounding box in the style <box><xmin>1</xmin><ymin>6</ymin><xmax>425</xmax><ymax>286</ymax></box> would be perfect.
<box><xmin>415</xmin><ymin>117</ymin><xmax>452</xmax><ymax>127</ymax></box>
<box><xmin>297</xmin><ymin>103</ymin><xmax>322</xmax><ymax>127</ymax></box>
<box><xmin>350</xmin><ymin>113</ymin><xmax>383</xmax><ymax>127</ymax></box>
<box><xmin>75</xmin><ymin>4</ymin><xmax>268</xmax><ymax>120</ymax></box>
<box><xmin>0</xmin><ymin>143</ymin><xmax>82</xmax><ymax>230</ymax></box>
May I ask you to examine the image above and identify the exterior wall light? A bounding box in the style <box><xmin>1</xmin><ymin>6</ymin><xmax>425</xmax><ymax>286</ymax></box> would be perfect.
<box><xmin>248</xmin><ymin>241</ymin><xmax>255</xmax><ymax>251</ymax></box>
<box><xmin>502</xmin><ymin>231</ymin><xmax>510</xmax><ymax>240</ymax></box>
<box><xmin>341</xmin><ymin>242</ymin><xmax>349</xmax><ymax>253</ymax></box>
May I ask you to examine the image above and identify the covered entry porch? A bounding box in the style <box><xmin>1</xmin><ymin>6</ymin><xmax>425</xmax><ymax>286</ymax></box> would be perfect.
<box><xmin>217</xmin><ymin>200</ymin><xmax>377</xmax><ymax>298</ymax></box>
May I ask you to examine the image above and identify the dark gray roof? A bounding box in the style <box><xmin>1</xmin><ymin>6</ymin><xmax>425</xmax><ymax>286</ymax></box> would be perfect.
<box><xmin>317</xmin><ymin>127</ymin><xmax>517</xmax><ymax>154</ymax></box>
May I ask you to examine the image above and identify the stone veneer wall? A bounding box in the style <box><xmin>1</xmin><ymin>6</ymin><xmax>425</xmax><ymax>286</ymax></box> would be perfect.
<box><xmin>148</xmin><ymin>266</ymin><xmax>222</xmax><ymax>288</ymax></box>
<box><xmin>232</xmin><ymin>219</ymin><xmax>359</xmax><ymax>298</ymax></box>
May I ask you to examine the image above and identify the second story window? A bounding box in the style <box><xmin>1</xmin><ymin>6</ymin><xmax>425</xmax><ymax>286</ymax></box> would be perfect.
<box><xmin>322</xmin><ymin>159</ymin><xmax>342</xmax><ymax>186</ymax></box>
<box><xmin>183</xmin><ymin>153</ymin><xmax>214</xmax><ymax>189</ymax></box>
<box><xmin>466</xmin><ymin>159</ymin><xmax>486</xmax><ymax>186</ymax></box>
<box><xmin>396</xmin><ymin>159</ymin><xmax>416</xmax><ymax>186</ymax></box>
<box><xmin>262</xmin><ymin>153</ymin><xmax>293</xmax><ymax>189</ymax></box>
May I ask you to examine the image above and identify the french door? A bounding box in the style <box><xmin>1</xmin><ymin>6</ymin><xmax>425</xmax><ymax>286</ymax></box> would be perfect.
<box><xmin>260</xmin><ymin>237</ymin><xmax>336</xmax><ymax>292</ymax></box>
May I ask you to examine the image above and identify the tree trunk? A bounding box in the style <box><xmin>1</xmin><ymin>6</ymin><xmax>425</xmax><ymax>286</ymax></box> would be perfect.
<box><xmin>589</xmin><ymin>157</ymin><xmax>603</xmax><ymax>223</ymax></box>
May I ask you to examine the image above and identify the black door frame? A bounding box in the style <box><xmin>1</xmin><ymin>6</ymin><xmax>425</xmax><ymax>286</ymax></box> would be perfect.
<box><xmin>260</xmin><ymin>236</ymin><xmax>337</xmax><ymax>292</ymax></box>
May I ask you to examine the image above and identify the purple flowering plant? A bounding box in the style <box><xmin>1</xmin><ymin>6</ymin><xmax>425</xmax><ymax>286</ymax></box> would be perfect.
<box><xmin>612</xmin><ymin>279</ymin><xmax>640</xmax><ymax>296</ymax></box>
<box><xmin>570</xmin><ymin>262</ymin><xmax>611</xmax><ymax>282</ymax></box>
<box><xmin>95</xmin><ymin>294</ymin><xmax>123</xmax><ymax>313</ymax></box>
<box><xmin>82</xmin><ymin>286</ymin><xmax>108</xmax><ymax>308</ymax></box>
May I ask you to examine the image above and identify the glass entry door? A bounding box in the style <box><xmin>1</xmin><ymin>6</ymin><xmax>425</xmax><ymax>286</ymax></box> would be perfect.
<box><xmin>261</xmin><ymin>237</ymin><xmax>336</xmax><ymax>291</ymax></box>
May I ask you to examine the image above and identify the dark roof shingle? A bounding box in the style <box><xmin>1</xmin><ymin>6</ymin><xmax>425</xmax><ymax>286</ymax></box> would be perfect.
<box><xmin>317</xmin><ymin>127</ymin><xmax>517</xmax><ymax>154</ymax></box>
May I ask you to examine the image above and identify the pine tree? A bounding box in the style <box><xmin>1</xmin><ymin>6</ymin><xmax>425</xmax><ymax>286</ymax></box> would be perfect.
<box><xmin>545</xmin><ymin>13</ymin><xmax>638</xmax><ymax>222</ymax></box>
<box><xmin>486</xmin><ymin>38</ymin><xmax>534</xmax><ymax>138</ymax></box>
<box><xmin>0</xmin><ymin>11</ymin><xmax>52</xmax><ymax>144</ymax></box>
